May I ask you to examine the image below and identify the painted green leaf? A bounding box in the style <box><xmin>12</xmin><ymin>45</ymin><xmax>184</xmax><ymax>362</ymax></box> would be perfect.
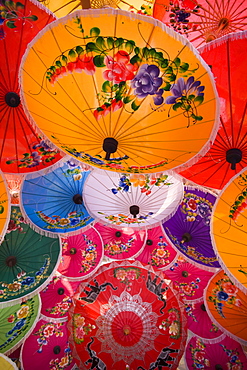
<box><xmin>161</xmin><ymin>59</ymin><xmax>169</xmax><ymax>68</ymax></box>
<box><xmin>114</xmin><ymin>38</ymin><xmax>124</xmax><ymax>48</ymax></box>
<box><xmin>86</xmin><ymin>42</ymin><xmax>99</xmax><ymax>53</ymax></box>
<box><xmin>167</xmin><ymin>73</ymin><xmax>176</xmax><ymax>82</ymax></box>
<box><xmin>6</xmin><ymin>160</ymin><xmax>14</xmax><ymax>164</ymax></box>
<box><xmin>194</xmin><ymin>95</ymin><xmax>204</xmax><ymax>105</ymax></box>
<box><xmin>102</xmin><ymin>81</ymin><xmax>112</xmax><ymax>93</ymax></box>
<box><xmin>172</xmin><ymin>102</ymin><xmax>183</xmax><ymax>111</ymax></box>
<box><xmin>107</xmin><ymin>37</ymin><xmax>114</xmax><ymax>48</ymax></box>
<box><xmin>173</xmin><ymin>57</ymin><xmax>181</xmax><ymax>67</ymax></box>
<box><xmin>93</xmin><ymin>55</ymin><xmax>105</xmax><ymax>67</ymax></box>
<box><xmin>76</xmin><ymin>45</ymin><xmax>83</xmax><ymax>55</ymax></box>
<box><xmin>61</xmin><ymin>55</ymin><xmax>68</xmax><ymax>64</ymax></box>
<box><xmin>55</xmin><ymin>60</ymin><xmax>62</xmax><ymax>68</ymax></box>
<box><xmin>16</xmin><ymin>1</ymin><xmax>25</xmax><ymax>7</ymax></box>
<box><xmin>90</xmin><ymin>27</ymin><xmax>100</xmax><ymax>37</ymax></box>
<box><xmin>26</xmin><ymin>15</ymin><xmax>38</xmax><ymax>21</ymax></box>
<box><xmin>125</xmin><ymin>40</ymin><xmax>135</xmax><ymax>53</ymax></box>
<box><xmin>131</xmin><ymin>100</ymin><xmax>141</xmax><ymax>111</ymax></box>
<box><xmin>6</xmin><ymin>21</ymin><xmax>16</xmax><ymax>29</ymax></box>
<box><xmin>142</xmin><ymin>47</ymin><xmax>150</xmax><ymax>59</ymax></box>
<box><xmin>123</xmin><ymin>96</ymin><xmax>134</xmax><ymax>104</ymax></box>
<box><xmin>96</xmin><ymin>36</ymin><xmax>106</xmax><ymax>50</ymax></box>
<box><xmin>130</xmin><ymin>55</ymin><xmax>141</xmax><ymax>64</ymax></box>
<box><xmin>163</xmin><ymin>82</ymin><xmax>171</xmax><ymax>91</ymax></box>
<box><xmin>179</xmin><ymin>62</ymin><xmax>189</xmax><ymax>73</ymax></box>
<box><xmin>0</xmin><ymin>206</ymin><xmax>4</xmax><ymax>214</ymax></box>
<box><xmin>134</xmin><ymin>47</ymin><xmax>140</xmax><ymax>55</ymax></box>
<box><xmin>68</xmin><ymin>49</ymin><xmax>76</xmax><ymax>59</ymax></box>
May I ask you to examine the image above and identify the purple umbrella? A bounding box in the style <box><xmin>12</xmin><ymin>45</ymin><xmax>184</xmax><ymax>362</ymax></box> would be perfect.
<box><xmin>162</xmin><ymin>186</ymin><xmax>220</xmax><ymax>270</ymax></box>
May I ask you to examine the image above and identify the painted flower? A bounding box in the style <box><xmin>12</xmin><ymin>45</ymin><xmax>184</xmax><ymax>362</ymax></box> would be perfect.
<box><xmin>126</xmin><ymin>270</ymin><xmax>137</xmax><ymax>280</ymax></box>
<box><xmin>8</xmin><ymin>282</ymin><xmax>21</xmax><ymax>292</ymax></box>
<box><xmin>131</xmin><ymin>64</ymin><xmax>163</xmax><ymax>102</ymax></box>
<box><xmin>7</xmin><ymin>314</ymin><xmax>15</xmax><ymax>323</ymax></box>
<box><xmin>194</xmin><ymin>351</ymin><xmax>205</xmax><ymax>362</ymax></box>
<box><xmin>74</xmin><ymin>315</ymin><xmax>85</xmax><ymax>327</ymax></box>
<box><xmin>75</xmin><ymin>326</ymin><xmax>85</xmax><ymax>339</ymax></box>
<box><xmin>222</xmin><ymin>282</ymin><xmax>238</xmax><ymax>296</ymax></box>
<box><xmin>59</xmin><ymin>356</ymin><xmax>70</xmax><ymax>367</ymax></box>
<box><xmin>60</xmin><ymin>218</ymin><xmax>70</xmax><ymax>225</ymax></box>
<box><xmin>129</xmin><ymin>174</ymin><xmax>146</xmax><ymax>187</ymax></box>
<box><xmin>115</xmin><ymin>269</ymin><xmax>127</xmax><ymax>281</ymax></box>
<box><xmin>21</xmin><ymin>276</ymin><xmax>35</xmax><ymax>286</ymax></box>
<box><xmin>156</xmin><ymin>248</ymin><xmax>168</xmax><ymax>258</ymax></box>
<box><xmin>17</xmin><ymin>305</ymin><xmax>29</xmax><ymax>319</ymax></box>
<box><xmin>103</xmin><ymin>50</ymin><xmax>136</xmax><ymax>84</ymax></box>
<box><xmin>165</xmin><ymin>76</ymin><xmax>204</xmax><ymax>104</ymax></box>
<box><xmin>231</xmin><ymin>364</ymin><xmax>242</xmax><ymax>370</ymax></box>
<box><xmin>217</xmin><ymin>291</ymin><xmax>229</xmax><ymax>301</ymax></box>
<box><xmin>43</xmin><ymin>324</ymin><xmax>55</xmax><ymax>337</ymax></box>
<box><xmin>169</xmin><ymin>321</ymin><xmax>179</xmax><ymax>335</ymax></box>
<box><xmin>73</xmin><ymin>173</ymin><xmax>82</xmax><ymax>181</ymax></box>
<box><xmin>75</xmin><ymin>54</ymin><xmax>95</xmax><ymax>75</ymax></box>
<box><xmin>187</xmin><ymin>198</ymin><xmax>197</xmax><ymax>211</ymax></box>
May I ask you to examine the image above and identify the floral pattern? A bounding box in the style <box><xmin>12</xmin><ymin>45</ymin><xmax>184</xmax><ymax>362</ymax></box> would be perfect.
<box><xmin>7</xmin><ymin>207</ymin><xmax>26</xmax><ymax>233</ymax></box>
<box><xmin>0</xmin><ymin>0</ymin><xmax>38</xmax><ymax>40</ymax></box>
<box><xmin>98</xmin><ymin>211</ymin><xmax>154</xmax><ymax>225</ymax></box>
<box><xmin>35</xmin><ymin>209</ymin><xmax>91</xmax><ymax>230</ymax></box>
<box><xmin>46</xmin><ymin>296</ymin><xmax>72</xmax><ymax>317</ymax></box>
<box><xmin>159</xmin><ymin>308</ymin><xmax>181</xmax><ymax>339</ymax></box>
<box><xmin>72</xmin><ymin>314</ymin><xmax>96</xmax><ymax>344</ymax></box>
<box><xmin>150</xmin><ymin>236</ymin><xmax>172</xmax><ymax>267</ymax></box>
<box><xmin>104</xmin><ymin>237</ymin><xmax>135</xmax><ymax>256</ymax></box>
<box><xmin>207</xmin><ymin>274</ymin><xmax>240</xmax><ymax>318</ymax></box>
<box><xmin>49</xmin><ymin>343</ymin><xmax>73</xmax><ymax>370</ymax></box>
<box><xmin>229</xmin><ymin>173</ymin><xmax>247</xmax><ymax>222</ymax></box>
<box><xmin>181</xmin><ymin>191</ymin><xmax>213</xmax><ymax>225</ymax></box>
<box><xmin>34</xmin><ymin>322</ymin><xmax>64</xmax><ymax>353</ymax></box>
<box><xmin>80</xmin><ymin>234</ymin><xmax>98</xmax><ymax>273</ymax></box>
<box><xmin>114</xmin><ymin>267</ymin><xmax>141</xmax><ymax>290</ymax></box>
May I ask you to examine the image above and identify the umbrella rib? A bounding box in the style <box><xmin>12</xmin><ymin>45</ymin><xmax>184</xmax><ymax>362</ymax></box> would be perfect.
<box><xmin>235</xmin><ymin>102</ymin><xmax>247</xmax><ymax>148</ymax></box>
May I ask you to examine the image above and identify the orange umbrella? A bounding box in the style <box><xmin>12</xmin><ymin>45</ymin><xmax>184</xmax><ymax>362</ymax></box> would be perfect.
<box><xmin>211</xmin><ymin>168</ymin><xmax>247</xmax><ymax>291</ymax></box>
<box><xmin>205</xmin><ymin>269</ymin><xmax>247</xmax><ymax>343</ymax></box>
<box><xmin>20</xmin><ymin>8</ymin><xmax>219</xmax><ymax>173</ymax></box>
<box><xmin>0</xmin><ymin>171</ymin><xmax>10</xmax><ymax>243</ymax></box>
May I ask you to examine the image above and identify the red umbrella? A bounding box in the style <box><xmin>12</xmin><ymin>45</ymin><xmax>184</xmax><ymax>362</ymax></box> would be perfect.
<box><xmin>178</xmin><ymin>31</ymin><xmax>247</xmax><ymax>189</ymax></box>
<box><xmin>0</xmin><ymin>0</ymin><xmax>63</xmax><ymax>174</ymax></box>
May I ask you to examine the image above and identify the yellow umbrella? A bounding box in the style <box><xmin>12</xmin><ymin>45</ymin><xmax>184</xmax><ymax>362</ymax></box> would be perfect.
<box><xmin>0</xmin><ymin>354</ymin><xmax>18</xmax><ymax>370</ymax></box>
<box><xmin>0</xmin><ymin>171</ymin><xmax>10</xmax><ymax>244</ymax></box>
<box><xmin>212</xmin><ymin>168</ymin><xmax>247</xmax><ymax>291</ymax></box>
<box><xmin>20</xmin><ymin>9</ymin><xmax>219</xmax><ymax>173</ymax></box>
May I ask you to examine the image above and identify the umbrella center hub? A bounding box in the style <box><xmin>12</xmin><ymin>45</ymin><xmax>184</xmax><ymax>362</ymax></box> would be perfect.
<box><xmin>123</xmin><ymin>325</ymin><xmax>131</xmax><ymax>335</ymax></box>
<box><xmin>218</xmin><ymin>17</ymin><xmax>229</xmax><ymax>31</ymax></box>
<box><xmin>146</xmin><ymin>239</ymin><xmax>153</xmax><ymax>246</ymax></box>
<box><xmin>115</xmin><ymin>231</ymin><xmax>122</xmax><ymax>238</ymax></box>
<box><xmin>226</xmin><ymin>148</ymin><xmax>242</xmax><ymax>170</ymax></box>
<box><xmin>57</xmin><ymin>288</ymin><xmax>65</xmax><ymax>295</ymax></box>
<box><xmin>70</xmin><ymin>247</ymin><xmax>77</xmax><ymax>255</ymax></box>
<box><xmin>103</xmin><ymin>137</ymin><xmax>118</xmax><ymax>160</ymax></box>
<box><xmin>53</xmin><ymin>345</ymin><xmax>61</xmax><ymax>354</ymax></box>
<box><xmin>201</xmin><ymin>303</ymin><xmax>206</xmax><ymax>312</ymax></box>
<box><xmin>182</xmin><ymin>270</ymin><xmax>189</xmax><ymax>278</ymax></box>
<box><xmin>5</xmin><ymin>92</ymin><xmax>20</xmax><ymax>107</ymax></box>
<box><xmin>129</xmin><ymin>205</ymin><xmax>139</xmax><ymax>218</ymax></box>
<box><xmin>6</xmin><ymin>256</ymin><xmax>17</xmax><ymax>267</ymax></box>
<box><xmin>73</xmin><ymin>193</ymin><xmax>83</xmax><ymax>204</ymax></box>
<box><xmin>215</xmin><ymin>365</ymin><xmax>223</xmax><ymax>370</ymax></box>
<box><xmin>181</xmin><ymin>232</ymin><xmax>192</xmax><ymax>243</ymax></box>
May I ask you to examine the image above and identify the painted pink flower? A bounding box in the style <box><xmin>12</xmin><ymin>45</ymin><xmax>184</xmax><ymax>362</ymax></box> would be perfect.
<box><xmin>115</xmin><ymin>269</ymin><xmax>127</xmax><ymax>281</ymax></box>
<box><xmin>194</xmin><ymin>351</ymin><xmax>205</xmax><ymax>362</ymax></box>
<box><xmin>75</xmin><ymin>55</ymin><xmax>95</xmax><ymax>75</ymax></box>
<box><xmin>103</xmin><ymin>50</ymin><xmax>136</xmax><ymax>84</ymax></box>
<box><xmin>168</xmin><ymin>311</ymin><xmax>177</xmax><ymax>322</ymax></box>
<box><xmin>222</xmin><ymin>282</ymin><xmax>238</xmax><ymax>296</ymax></box>
<box><xmin>43</xmin><ymin>324</ymin><xmax>55</xmax><ymax>337</ymax></box>
<box><xmin>231</xmin><ymin>364</ymin><xmax>241</xmax><ymax>370</ymax></box>
<box><xmin>126</xmin><ymin>270</ymin><xmax>137</xmax><ymax>280</ymax></box>
<box><xmin>75</xmin><ymin>326</ymin><xmax>85</xmax><ymax>339</ymax></box>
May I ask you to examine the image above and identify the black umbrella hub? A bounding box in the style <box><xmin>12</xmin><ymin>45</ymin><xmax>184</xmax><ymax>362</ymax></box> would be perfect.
<box><xmin>129</xmin><ymin>205</ymin><xmax>139</xmax><ymax>218</ymax></box>
<box><xmin>226</xmin><ymin>148</ymin><xmax>242</xmax><ymax>170</ymax></box>
<box><xmin>6</xmin><ymin>256</ymin><xmax>17</xmax><ymax>267</ymax></box>
<box><xmin>103</xmin><ymin>137</ymin><xmax>118</xmax><ymax>160</ymax></box>
<box><xmin>5</xmin><ymin>92</ymin><xmax>20</xmax><ymax>107</ymax></box>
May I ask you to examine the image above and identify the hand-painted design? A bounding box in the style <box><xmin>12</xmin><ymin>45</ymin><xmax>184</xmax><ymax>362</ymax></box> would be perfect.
<box><xmin>220</xmin><ymin>345</ymin><xmax>244</xmax><ymax>370</ymax></box>
<box><xmin>0</xmin><ymin>258</ymin><xmax>51</xmax><ymax>300</ymax></box>
<box><xmin>7</xmin><ymin>207</ymin><xmax>27</xmax><ymax>233</ymax></box>
<box><xmin>150</xmin><ymin>236</ymin><xmax>171</xmax><ymax>267</ymax></box>
<box><xmin>110</xmin><ymin>173</ymin><xmax>172</xmax><ymax>195</ymax></box>
<box><xmin>129</xmin><ymin>3</ymin><xmax>153</xmax><ymax>16</ymax></box>
<box><xmin>51</xmin><ymin>136</ymin><xmax>169</xmax><ymax>173</ymax></box>
<box><xmin>0</xmin><ymin>197</ymin><xmax>7</xmax><ymax>218</ymax></box>
<box><xmin>207</xmin><ymin>274</ymin><xmax>240</xmax><ymax>318</ymax></box>
<box><xmin>189</xmin><ymin>338</ymin><xmax>210</xmax><ymax>369</ymax></box>
<box><xmin>46</xmin><ymin>296</ymin><xmax>72</xmax><ymax>317</ymax></box>
<box><xmin>0</xmin><ymin>298</ymin><xmax>36</xmax><ymax>351</ymax></box>
<box><xmin>35</xmin><ymin>210</ymin><xmax>91</xmax><ymax>230</ymax></box>
<box><xmin>45</xmin><ymin>19</ymin><xmax>204</xmax><ymax>127</ymax></box>
<box><xmin>72</xmin><ymin>314</ymin><xmax>96</xmax><ymax>344</ymax></box>
<box><xmin>80</xmin><ymin>234</ymin><xmax>98</xmax><ymax>273</ymax></box>
<box><xmin>49</xmin><ymin>342</ymin><xmax>74</xmax><ymax>370</ymax></box>
<box><xmin>97</xmin><ymin>211</ymin><xmax>154</xmax><ymax>225</ymax></box>
<box><xmin>137</xmin><ymin>345</ymin><xmax>179</xmax><ymax>370</ymax></box>
<box><xmin>163</xmin><ymin>0</ymin><xmax>201</xmax><ymax>37</ymax></box>
<box><xmin>33</xmin><ymin>322</ymin><xmax>64</xmax><ymax>353</ymax></box>
<box><xmin>146</xmin><ymin>271</ymin><xmax>168</xmax><ymax>314</ymax></box>
<box><xmin>104</xmin><ymin>237</ymin><xmax>135</xmax><ymax>256</ymax></box>
<box><xmin>79</xmin><ymin>279</ymin><xmax>118</xmax><ymax>305</ymax></box>
<box><xmin>229</xmin><ymin>173</ymin><xmax>247</xmax><ymax>222</ymax></box>
<box><xmin>0</xmin><ymin>0</ymin><xmax>38</xmax><ymax>40</ymax></box>
<box><xmin>114</xmin><ymin>267</ymin><xmax>141</xmax><ymax>290</ymax></box>
<box><xmin>184</xmin><ymin>303</ymin><xmax>197</xmax><ymax>322</ymax></box>
<box><xmin>165</xmin><ymin>229</ymin><xmax>218</xmax><ymax>266</ymax></box>
<box><xmin>6</xmin><ymin>140</ymin><xmax>59</xmax><ymax>169</ymax></box>
<box><xmin>181</xmin><ymin>191</ymin><xmax>213</xmax><ymax>225</ymax></box>
<box><xmin>159</xmin><ymin>308</ymin><xmax>181</xmax><ymax>339</ymax></box>
<box><xmin>210</xmin><ymin>323</ymin><xmax>220</xmax><ymax>333</ymax></box>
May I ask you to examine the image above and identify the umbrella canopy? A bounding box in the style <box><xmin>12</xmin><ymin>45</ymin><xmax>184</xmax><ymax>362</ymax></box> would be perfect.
<box><xmin>57</xmin><ymin>226</ymin><xmax>104</xmax><ymax>280</ymax></box>
<box><xmin>20</xmin><ymin>318</ymin><xmax>76</xmax><ymax>370</ymax></box>
<box><xmin>205</xmin><ymin>270</ymin><xmax>247</xmax><ymax>343</ymax></box>
<box><xmin>0</xmin><ymin>294</ymin><xmax>40</xmax><ymax>355</ymax></box>
<box><xmin>184</xmin><ymin>298</ymin><xmax>224</xmax><ymax>342</ymax></box>
<box><xmin>20</xmin><ymin>159</ymin><xmax>94</xmax><ymax>237</ymax></box>
<box><xmin>178</xmin><ymin>31</ymin><xmax>247</xmax><ymax>190</ymax></box>
<box><xmin>95</xmin><ymin>222</ymin><xmax>147</xmax><ymax>260</ymax></box>
<box><xmin>0</xmin><ymin>0</ymin><xmax>63</xmax><ymax>174</ymax></box>
<box><xmin>20</xmin><ymin>8</ymin><xmax>219</xmax><ymax>173</ymax></box>
<box><xmin>68</xmin><ymin>260</ymin><xmax>187</xmax><ymax>369</ymax></box>
<box><xmin>0</xmin><ymin>170</ymin><xmax>10</xmax><ymax>243</ymax></box>
<box><xmin>0</xmin><ymin>354</ymin><xmax>18</xmax><ymax>370</ymax></box>
<box><xmin>83</xmin><ymin>170</ymin><xmax>183</xmax><ymax>229</ymax></box>
<box><xmin>136</xmin><ymin>225</ymin><xmax>178</xmax><ymax>269</ymax></box>
<box><xmin>40</xmin><ymin>277</ymin><xmax>80</xmax><ymax>321</ymax></box>
<box><xmin>211</xmin><ymin>168</ymin><xmax>247</xmax><ymax>291</ymax></box>
<box><xmin>0</xmin><ymin>206</ymin><xmax>61</xmax><ymax>307</ymax></box>
<box><xmin>153</xmin><ymin>0</ymin><xmax>247</xmax><ymax>48</ymax></box>
<box><xmin>165</xmin><ymin>257</ymin><xmax>214</xmax><ymax>301</ymax></box>
<box><xmin>162</xmin><ymin>186</ymin><xmax>220</xmax><ymax>269</ymax></box>
<box><xmin>185</xmin><ymin>335</ymin><xmax>247</xmax><ymax>370</ymax></box>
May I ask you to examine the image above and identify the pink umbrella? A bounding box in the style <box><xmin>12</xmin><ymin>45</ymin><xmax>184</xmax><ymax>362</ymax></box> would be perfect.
<box><xmin>135</xmin><ymin>225</ymin><xmax>178</xmax><ymax>269</ymax></box>
<box><xmin>185</xmin><ymin>335</ymin><xmax>247</xmax><ymax>369</ymax></box>
<box><xmin>21</xmin><ymin>318</ymin><xmax>76</xmax><ymax>370</ymax></box>
<box><xmin>40</xmin><ymin>277</ymin><xmax>80</xmax><ymax>321</ymax></box>
<box><xmin>165</xmin><ymin>257</ymin><xmax>214</xmax><ymax>301</ymax></box>
<box><xmin>57</xmin><ymin>226</ymin><xmax>104</xmax><ymax>280</ymax></box>
<box><xmin>94</xmin><ymin>222</ymin><xmax>147</xmax><ymax>260</ymax></box>
<box><xmin>185</xmin><ymin>298</ymin><xmax>224</xmax><ymax>342</ymax></box>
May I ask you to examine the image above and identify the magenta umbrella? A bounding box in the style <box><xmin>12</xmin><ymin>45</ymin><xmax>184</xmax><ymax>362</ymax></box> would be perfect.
<box><xmin>136</xmin><ymin>225</ymin><xmax>178</xmax><ymax>270</ymax></box>
<box><xmin>57</xmin><ymin>226</ymin><xmax>104</xmax><ymax>280</ymax></box>
<box><xmin>20</xmin><ymin>318</ymin><xmax>76</xmax><ymax>370</ymax></box>
<box><xmin>94</xmin><ymin>222</ymin><xmax>147</xmax><ymax>260</ymax></box>
<box><xmin>165</xmin><ymin>257</ymin><xmax>214</xmax><ymax>301</ymax></box>
<box><xmin>184</xmin><ymin>298</ymin><xmax>224</xmax><ymax>342</ymax></box>
<box><xmin>40</xmin><ymin>277</ymin><xmax>80</xmax><ymax>321</ymax></box>
<box><xmin>186</xmin><ymin>334</ymin><xmax>247</xmax><ymax>369</ymax></box>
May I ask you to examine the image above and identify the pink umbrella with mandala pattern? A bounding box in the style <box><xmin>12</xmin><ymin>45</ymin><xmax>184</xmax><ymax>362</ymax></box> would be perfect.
<box><xmin>20</xmin><ymin>318</ymin><xmax>76</xmax><ymax>370</ymax></box>
<box><xmin>57</xmin><ymin>226</ymin><xmax>104</xmax><ymax>280</ymax></box>
<box><xmin>165</xmin><ymin>257</ymin><xmax>214</xmax><ymax>301</ymax></box>
<box><xmin>40</xmin><ymin>276</ymin><xmax>80</xmax><ymax>321</ymax></box>
<box><xmin>68</xmin><ymin>260</ymin><xmax>187</xmax><ymax>369</ymax></box>
<box><xmin>185</xmin><ymin>335</ymin><xmax>247</xmax><ymax>370</ymax></box>
<box><xmin>94</xmin><ymin>222</ymin><xmax>147</xmax><ymax>260</ymax></box>
<box><xmin>136</xmin><ymin>225</ymin><xmax>178</xmax><ymax>270</ymax></box>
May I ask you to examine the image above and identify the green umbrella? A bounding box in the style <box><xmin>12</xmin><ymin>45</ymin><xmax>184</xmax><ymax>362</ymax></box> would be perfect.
<box><xmin>0</xmin><ymin>206</ymin><xmax>61</xmax><ymax>307</ymax></box>
<box><xmin>0</xmin><ymin>294</ymin><xmax>40</xmax><ymax>355</ymax></box>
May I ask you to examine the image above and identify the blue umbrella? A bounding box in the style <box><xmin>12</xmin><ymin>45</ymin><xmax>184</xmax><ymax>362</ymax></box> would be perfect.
<box><xmin>20</xmin><ymin>159</ymin><xmax>94</xmax><ymax>237</ymax></box>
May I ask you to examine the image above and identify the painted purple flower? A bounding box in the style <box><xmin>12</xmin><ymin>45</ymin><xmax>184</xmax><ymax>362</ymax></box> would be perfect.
<box><xmin>131</xmin><ymin>64</ymin><xmax>163</xmax><ymax>100</ymax></box>
<box><xmin>165</xmin><ymin>76</ymin><xmax>204</xmax><ymax>104</ymax></box>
